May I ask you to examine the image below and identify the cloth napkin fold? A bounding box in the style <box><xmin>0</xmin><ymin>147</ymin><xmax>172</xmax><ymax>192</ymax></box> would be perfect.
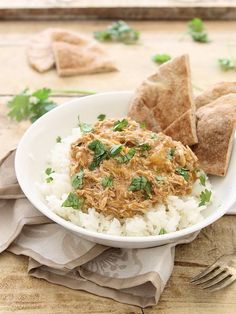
<box><xmin>0</xmin><ymin>150</ymin><xmax>232</xmax><ymax>308</ymax></box>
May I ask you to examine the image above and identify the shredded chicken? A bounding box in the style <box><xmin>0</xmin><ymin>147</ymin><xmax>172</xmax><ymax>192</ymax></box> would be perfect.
<box><xmin>70</xmin><ymin>118</ymin><xmax>199</xmax><ymax>219</ymax></box>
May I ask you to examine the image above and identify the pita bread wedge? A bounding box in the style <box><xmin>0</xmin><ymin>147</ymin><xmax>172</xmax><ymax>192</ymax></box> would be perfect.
<box><xmin>52</xmin><ymin>41</ymin><xmax>117</xmax><ymax>77</ymax></box>
<box><xmin>195</xmin><ymin>81</ymin><xmax>236</xmax><ymax>108</ymax></box>
<box><xmin>193</xmin><ymin>94</ymin><xmax>236</xmax><ymax>176</ymax></box>
<box><xmin>163</xmin><ymin>110</ymin><xmax>198</xmax><ymax>146</ymax></box>
<box><xmin>128</xmin><ymin>55</ymin><xmax>196</xmax><ymax>133</ymax></box>
<box><xmin>27</xmin><ymin>28</ymin><xmax>55</xmax><ymax>73</ymax></box>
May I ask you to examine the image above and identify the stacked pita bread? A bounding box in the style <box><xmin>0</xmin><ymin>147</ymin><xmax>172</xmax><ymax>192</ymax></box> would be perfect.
<box><xmin>129</xmin><ymin>55</ymin><xmax>236</xmax><ymax>176</ymax></box>
<box><xmin>27</xmin><ymin>28</ymin><xmax>117</xmax><ymax>76</ymax></box>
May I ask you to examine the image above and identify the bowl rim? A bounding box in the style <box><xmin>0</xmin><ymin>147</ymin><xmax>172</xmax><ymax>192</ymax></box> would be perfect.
<box><xmin>15</xmin><ymin>91</ymin><xmax>235</xmax><ymax>243</ymax></box>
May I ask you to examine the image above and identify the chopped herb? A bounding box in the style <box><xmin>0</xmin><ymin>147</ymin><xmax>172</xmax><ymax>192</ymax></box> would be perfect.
<box><xmin>56</xmin><ymin>136</ymin><xmax>62</xmax><ymax>143</ymax></box>
<box><xmin>116</xmin><ymin>148</ymin><xmax>136</xmax><ymax>163</ymax></box>
<box><xmin>152</xmin><ymin>54</ymin><xmax>171</xmax><ymax>64</ymax></box>
<box><xmin>155</xmin><ymin>175</ymin><xmax>165</xmax><ymax>183</ymax></box>
<box><xmin>176</xmin><ymin>167</ymin><xmax>189</xmax><ymax>181</ymax></box>
<box><xmin>159</xmin><ymin>228</ymin><xmax>167</xmax><ymax>235</ymax></box>
<box><xmin>218</xmin><ymin>58</ymin><xmax>235</xmax><ymax>71</ymax></box>
<box><xmin>113</xmin><ymin>119</ymin><xmax>128</xmax><ymax>132</ymax></box>
<box><xmin>101</xmin><ymin>176</ymin><xmax>113</xmax><ymax>188</ymax></box>
<box><xmin>78</xmin><ymin>116</ymin><xmax>93</xmax><ymax>133</ymax></box>
<box><xmin>199</xmin><ymin>174</ymin><xmax>206</xmax><ymax>186</ymax></box>
<box><xmin>7</xmin><ymin>88</ymin><xmax>57</xmax><ymax>122</ymax></box>
<box><xmin>128</xmin><ymin>175</ymin><xmax>152</xmax><ymax>197</ymax></box>
<box><xmin>71</xmin><ymin>170</ymin><xmax>84</xmax><ymax>189</ymax></box>
<box><xmin>46</xmin><ymin>177</ymin><xmax>53</xmax><ymax>183</ymax></box>
<box><xmin>167</xmin><ymin>147</ymin><xmax>176</xmax><ymax>160</ymax></box>
<box><xmin>45</xmin><ymin>168</ymin><xmax>54</xmax><ymax>176</ymax></box>
<box><xmin>150</xmin><ymin>133</ymin><xmax>158</xmax><ymax>140</ymax></box>
<box><xmin>187</xmin><ymin>18</ymin><xmax>210</xmax><ymax>43</ymax></box>
<box><xmin>88</xmin><ymin>140</ymin><xmax>108</xmax><ymax>170</ymax></box>
<box><xmin>199</xmin><ymin>189</ymin><xmax>212</xmax><ymax>206</ymax></box>
<box><xmin>139</xmin><ymin>143</ymin><xmax>152</xmax><ymax>151</ymax></box>
<box><xmin>97</xmin><ymin>114</ymin><xmax>106</xmax><ymax>121</ymax></box>
<box><xmin>110</xmin><ymin>144</ymin><xmax>123</xmax><ymax>157</ymax></box>
<box><xmin>139</xmin><ymin>122</ymin><xmax>146</xmax><ymax>129</ymax></box>
<box><xmin>94</xmin><ymin>20</ymin><xmax>139</xmax><ymax>45</ymax></box>
<box><xmin>62</xmin><ymin>192</ymin><xmax>84</xmax><ymax>210</ymax></box>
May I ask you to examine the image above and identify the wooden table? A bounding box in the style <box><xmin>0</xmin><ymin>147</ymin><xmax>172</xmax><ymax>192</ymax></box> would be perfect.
<box><xmin>0</xmin><ymin>20</ymin><xmax>236</xmax><ymax>314</ymax></box>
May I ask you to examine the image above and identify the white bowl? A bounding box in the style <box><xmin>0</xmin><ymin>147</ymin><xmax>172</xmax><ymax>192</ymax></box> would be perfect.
<box><xmin>15</xmin><ymin>91</ymin><xmax>236</xmax><ymax>248</ymax></box>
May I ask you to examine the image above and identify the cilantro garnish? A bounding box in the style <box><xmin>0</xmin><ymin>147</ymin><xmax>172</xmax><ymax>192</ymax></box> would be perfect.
<box><xmin>175</xmin><ymin>167</ymin><xmax>189</xmax><ymax>181</ymax></box>
<box><xmin>199</xmin><ymin>174</ymin><xmax>206</xmax><ymax>186</ymax></box>
<box><xmin>138</xmin><ymin>143</ymin><xmax>152</xmax><ymax>152</ymax></box>
<box><xmin>139</xmin><ymin>122</ymin><xmax>146</xmax><ymax>129</ymax></box>
<box><xmin>45</xmin><ymin>168</ymin><xmax>54</xmax><ymax>176</ymax></box>
<box><xmin>128</xmin><ymin>175</ymin><xmax>152</xmax><ymax>198</ymax></box>
<box><xmin>94</xmin><ymin>20</ymin><xmax>139</xmax><ymax>45</ymax></box>
<box><xmin>187</xmin><ymin>18</ymin><xmax>210</xmax><ymax>43</ymax></box>
<box><xmin>167</xmin><ymin>147</ymin><xmax>176</xmax><ymax>160</ymax></box>
<box><xmin>199</xmin><ymin>189</ymin><xmax>212</xmax><ymax>207</ymax></box>
<box><xmin>78</xmin><ymin>116</ymin><xmax>93</xmax><ymax>134</ymax></box>
<box><xmin>159</xmin><ymin>228</ymin><xmax>167</xmax><ymax>235</ymax></box>
<box><xmin>97</xmin><ymin>114</ymin><xmax>106</xmax><ymax>121</ymax></box>
<box><xmin>7</xmin><ymin>88</ymin><xmax>57</xmax><ymax>122</ymax></box>
<box><xmin>62</xmin><ymin>193</ymin><xmax>84</xmax><ymax>210</ymax></box>
<box><xmin>113</xmin><ymin>119</ymin><xmax>128</xmax><ymax>132</ymax></box>
<box><xmin>101</xmin><ymin>176</ymin><xmax>113</xmax><ymax>189</ymax></box>
<box><xmin>88</xmin><ymin>140</ymin><xmax>108</xmax><ymax>170</ymax></box>
<box><xmin>116</xmin><ymin>148</ymin><xmax>136</xmax><ymax>163</ymax></box>
<box><xmin>110</xmin><ymin>144</ymin><xmax>123</xmax><ymax>157</ymax></box>
<box><xmin>155</xmin><ymin>175</ymin><xmax>165</xmax><ymax>183</ymax></box>
<box><xmin>218</xmin><ymin>58</ymin><xmax>235</xmax><ymax>71</ymax></box>
<box><xmin>71</xmin><ymin>170</ymin><xmax>84</xmax><ymax>189</ymax></box>
<box><xmin>152</xmin><ymin>54</ymin><xmax>171</xmax><ymax>64</ymax></box>
<box><xmin>56</xmin><ymin>136</ymin><xmax>62</xmax><ymax>143</ymax></box>
<box><xmin>150</xmin><ymin>133</ymin><xmax>158</xmax><ymax>140</ymax></box>
<box><xmin>46</xmin><ymin>177</ymin><xmax>53</xmax><ymax>183</ymax></box>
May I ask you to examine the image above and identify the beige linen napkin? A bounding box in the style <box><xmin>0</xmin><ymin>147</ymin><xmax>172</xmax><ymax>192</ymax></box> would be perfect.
<box><xmin>0</xmin><ymin>150</ymin><xmax>199</xmax><ymax>308</ymax></box>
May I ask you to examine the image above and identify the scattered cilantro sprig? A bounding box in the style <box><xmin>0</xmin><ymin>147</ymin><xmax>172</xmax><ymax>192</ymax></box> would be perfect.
<box><xmin>175</xmin><ymin>167</ymin><xmax>189</xmax><ymax>181</ymax></box>
<box><xmin>113</xmin><ymin>119</ymin><xmax>128</xmax><ymax>131</ymax></box>
<box><xmin>187</xmin><ymin>18</ymin><xmax>210</xmax><ymax>43</ymax></box>
<box><xmin>94</xmin><ymin>20</ymin><xmax>140</xmax><ymax>45</ymax></box>
<box><xmin>159</xmin><ymin>228</ymin><xmax>167</xmax><ymax>235</ymax></box>
<box><xmin>116</xmin><ymin>148</ymin><xmax>136</xmax><ymax>163</ymax></box>
<box><xmin>45</xmin><ymin>167</ymin><xmax>55</xmax><ymax>183</ymax></box>
<box><xmin>97</xmin><ymin>114</ymin><xmax>106</xmax><ymax>121</ymax></box>
<box><xmin>199</xmin><ymin>189</ymin><xmax>212</xmax><ymax>206</ymax></box>
<box><xmin>128</xmin><ymin>175</ymin><xmax>152</xmax><ymax>198</ymax></box>
<box><xmin>218</xmin><ymin>58</ymin><xmax>235</xmax><ymax>71</ymax></box>
<box><xmin>71</xmin><ymin>170</ymin><xmax>84</xmax><ymax>189</ymax></box>
<box><xmin>101</xmin><ymin>176</ymin><xmax>113</xmax><ymax>188</ymax></box>
<box><xmin>167</xmin><ymin>148</ymin><xmax>176</xmax><ymax>161</ymax></box>
<box><xmin>88</xmin><ymin>140</ymin><xmax>109</xmax><ymax>170</ymax></box>
<box><xmin>152</xmin><ymin>54</ymin><xmax>171</xmax><ymax>64</ymax></box>
<box><xmin>62</xmin><ymin>192</ymin><xmax>84</xmax><ymax>209</ymax></box>
<box><xmin>78</xmin><ymin>116</ymin><xmax>93</xmax><ymax>134</ymax></box>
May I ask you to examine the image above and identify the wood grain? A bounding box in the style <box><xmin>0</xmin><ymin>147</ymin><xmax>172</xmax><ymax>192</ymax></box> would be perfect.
<box><xmin>0</xmin><ymin>19</ymin><xmax>236</xmax><ymax>314</ymax></box>
<box><xmin>0</xmin><ymin>0</ymin><xmax>236</xmax><ymax>20</ymax></box>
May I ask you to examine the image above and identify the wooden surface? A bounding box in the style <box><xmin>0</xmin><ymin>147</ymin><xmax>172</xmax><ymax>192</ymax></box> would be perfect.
<box><xmin>0</xmin><ymin>0</ymin><xmax>236</xmax><ymax>20</ymax></box>
<box><xmin>0</xmin><ymin>20</ymin><xmax>236</xmax><ymax>314</ymax></box>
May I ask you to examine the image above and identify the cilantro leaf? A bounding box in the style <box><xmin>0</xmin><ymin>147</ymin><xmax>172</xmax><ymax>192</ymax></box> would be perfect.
<box><xmin>139</xmin><ymin>122</ymin><xmax>146</xmax><ymax>129</ymax></box>
<box><xmin>175</xmin><ymin>167</ymin><xmax>189</xmax><ymax>181</ymax></box>
<box><xmin>138</xmin><ymin>143</ymin><xmax>152</xmax><ymax>152</ymax></box>
<box><xmin>7</xmin><ymin>88</ymin><xmax>57</xmax><ymax>122</ymax></box>
<box><xmin>218</xmin><ymin>58</ymin><xmax>235</xmax><ymax>71</ymax></box>
<box><xmin>155</xmin><ymin>175</ymin><xmax>165</xmax><ymax>183</ymax></box>
<box><xmin>167</xmin><ymin>147</ymin><xmax>176</xmax><ymax>160</ymax></box>
<box><xmin>159</xmin><ymin>228</ymin><xmax>167</xmax><ymax>235</ymax></box>
<box><xmin>97</xmin><ymin>114</ymin><xmax>106</xmax><ymax>121</ymax></box>
<box><xmin>71</xmin><ymin>170</ymin><xmax>84</xmax><ymax>189</ymax></box>
<box><xmin>45</xmin><ymin>168</ymin><xmax>54</xmax><ymax>176</ymax></box>
<box><xmin>110</xmin><ymin>144</ymin><xmax>123</xmax><ymax>157</ymax></box>
<box><xmin>101</xmin><ymin>176</ymin><xmax>113</xmax><ymax>188</ymax></box>
<box><xmin>199</xmin><ymin>174</ymin><xmax>206</xmax><ymax>186</ymax></box>
<box><xmin>78</xmin><ymin>116</ymin><xmax>93</xmax><ymax>133</ymax></box>
<box><xmin>199</xmin><ymin>189</ymin><xmax>212</xmax><ymax>207</ymax></box>
<box><xmin>116</xmin><ymin>148</ymin><xmax>136</xmax><ymax>163</ymax></box>
<box><xmin>113</xmin><ymin>119</ymin><xmax>128</xmax><ymax>132</ymax></box>
<box><xmin>150</xmin><ymin>133</ymin><xmax>158</xmax><ymax>140</ymax></box>
<box><xmin>152</xmin><ymin>54</ymin><xmax>171</xmax><ymax>64</ymax></box>
<box><xmin>88</xmin><ymin>140</ymin><xmax>108</xmax><ymax>170</ymax></box>
<box><xmin>62</xmin><ymin>193</ymin><xmax>84</xmax><ymax>210</ymax></box>
<box><xmin>187</xmin><ymin>18</ymin><xmax>210</xmax><ymax>43</ymax></box>
<box><xmin>56</xmin><ymin>136</ymin><xmax>62</xmax><ymax>143</ymax></box>
<box><xmin>128</xmin><ymin>175</ymin><xmax>152</xmax><ymax>197</ymax></box>
<box><xmin>94</xmin><ymin>20</ymin><xmax>139</xmax><ymax>45</ymax></box>
<box><xmin>46</xmin><ymin>177</ymin><xmax>53</xmax><ymax>183</ymax></box>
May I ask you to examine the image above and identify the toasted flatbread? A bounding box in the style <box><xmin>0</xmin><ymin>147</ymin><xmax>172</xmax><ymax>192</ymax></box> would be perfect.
<box><xmin>52</xmin><ymin>41</ymin><xmax>117</xmax><ymax>77</ymax></box>
<box><xmin>193</xmin><ymin>94</ymin><xmax>236</xmax><ymax>176</ymax></box>
<box><xmin>195</xmin><ymin>82</ymin><xmax>236</xmax><ymax>109</ymax></box>
<box><xmin>128</xmin><ymin>55</ymin><xmax>197</xmax><ymax>135</ymax></box>
<box><xmin>163</xmin><ymin>110</ymin><xmax>198</xmax><ymax>146</ymax></box>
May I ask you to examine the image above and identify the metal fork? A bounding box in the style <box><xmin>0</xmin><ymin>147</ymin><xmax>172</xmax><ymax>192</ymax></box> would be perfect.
<box><xmin>191</xmin><ymin>253</ymin><xmax>236</xmax><ymax>291</ymax></box>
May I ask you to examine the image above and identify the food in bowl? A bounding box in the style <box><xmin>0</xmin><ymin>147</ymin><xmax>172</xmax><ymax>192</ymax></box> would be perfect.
<box><xmin>39</xmin><ymin>117</ymin><xmax>213</xmax><ymax>237</ymax></box>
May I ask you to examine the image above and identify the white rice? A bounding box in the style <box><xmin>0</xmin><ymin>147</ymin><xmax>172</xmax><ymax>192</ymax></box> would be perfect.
<box><xmin>38</xmin><ymin>127</ymin><xmax>213</xmax><ymax>237</ymax></box>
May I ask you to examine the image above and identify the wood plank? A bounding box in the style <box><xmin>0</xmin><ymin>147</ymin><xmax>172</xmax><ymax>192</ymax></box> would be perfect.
<box><xmin>0</xmin><ymin>0</ymin><xmax>236</xmax><ymax>20</ymax></box>
<box><xmin>0</xmin><ymin>20</ymin><xmax>236</xmax><ymax>95</ymax></box>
